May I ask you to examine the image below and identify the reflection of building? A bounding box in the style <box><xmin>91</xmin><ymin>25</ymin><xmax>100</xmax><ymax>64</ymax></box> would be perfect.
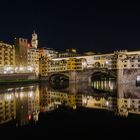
<box><xmin>28</xmin><ymin>85</ymin><xmax>40</xmax><ymax>122</ymax></box>
<box><xmin>0</xmin><ymin>42</ymin><xmax>15</xmax><ymax>73</ymax></box>
<box><xmin>15</xmin><ymin>86</ymin><xmax>40</xmax><ymax>126</ymax></box>
<box><xmin>39</xmin><ymin>83</ymin><xmax>118</xmax><ymax>112</ymax></box>
<box><xmin>0</xmin><ymin>85</ymin><xmax>40</xmax><ymax>125</ymax></box>
<box><xmin>117</xmin><ymin>98</ymin><xmax>140</xmax><ymax>117</ymax></box>
<box><xmin>39</xmin><ymin>85</ymin><xmax>79</xmax><ymax>111</ymax></box>
<box><xmin>15</xmin><ymin>87</ymin><xmax>30</xmax><ymax>126</ymax></box>
<box><xmin>0</xmin><ymin>92</ymin><xmax>16</xmax><ymax>124</ymax></box>
<box><xmin>82</xmin><ymin>96</ymin><xmax>117</xmax><ymax>111</ymax></box>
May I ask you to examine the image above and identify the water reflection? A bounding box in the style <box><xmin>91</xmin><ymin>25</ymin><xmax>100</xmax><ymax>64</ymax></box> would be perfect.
<box><xmin>0</xmin><ymin>85</ymin><xmax>40</xmax><ymax>126</ymax></box>
<box><xmin>91</xmin><ymin>79</ymin><xmax>117</xmax><ymax>93</ymax></box>
<box><xmin>0</xmin><ymin>80</ymin><xmax>140</xmax><ymax>126</ymax></box>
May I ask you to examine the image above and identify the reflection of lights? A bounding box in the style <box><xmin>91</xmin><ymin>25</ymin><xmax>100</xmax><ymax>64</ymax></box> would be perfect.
<box><xmin>28</xmin><ymin>115</ymin><xmax>32</xmax><ymax>120</ymax></box>
<box><xmin>4</xmin><ymin>94</ymin><xmax>12</xmax><ymax>101</ymax></box>
<box><xmin>15</xmin><ymin>92</ymin><xmax>19</xmax><ymax>98</ymax></box>
<box><xmin>20</xmin><ymin>92</ymin><xmax>24</xmax><ymax>98</ymax></box>
<box><xmin>83</xmin><ymin>98</ymin><xmax>88</xmax><ymax>105</ymax></box>
<box><xmin>93</xmin><ymin>81</ymin><xmax>96</xmax><ymax>87</ymax></box>
<box><xmin>110</xmin><ymin>84</ymin><xmax>114</xmax><ymax>91</ymax></box>
<box><xmin>96</xmin><ymin>81</ymin><xmax>99</xmax><ymax>89</ymax></box>
<box><xmin>73</xmin><ymin>105</ymin><xmax>76</xmax><ymax>110</ymax></box>
<box><xmin>106</xmin><ymin>101</ymin><xmax>109</xmax><ymax>106</ymax></box>
<box><xmin>29</xmin><ymin>91</ymin><xmax>34</xmax><ymax>98</ymax></box>
<box><xmin>101</xmin><ymin>81</ymin><xmax>103</xmax><ymax>90</ymax></box>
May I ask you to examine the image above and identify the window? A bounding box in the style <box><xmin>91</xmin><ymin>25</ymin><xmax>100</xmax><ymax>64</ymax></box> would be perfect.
<box><xmin>124</xmin><ymin>65</ymin><xmax>127</xmax><ymax>67</ymax></box>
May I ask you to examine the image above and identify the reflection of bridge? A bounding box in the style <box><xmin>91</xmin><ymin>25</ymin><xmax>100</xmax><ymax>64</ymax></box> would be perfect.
<box><xmin>48</xmin><ymin>68</ymin><xmax>117</xmax><ymax>84</ymax></box>
<box><xmin>40</xmin><ymin>82</ymin><xmax>140</xmax><ymax>117</ymax></box>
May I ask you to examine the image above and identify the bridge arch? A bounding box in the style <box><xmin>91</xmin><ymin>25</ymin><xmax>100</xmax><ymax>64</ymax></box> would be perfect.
<box><xmin>49</xmin><ymin>73</ymin><xmax>69</xmax><ymax>82</ymax></box>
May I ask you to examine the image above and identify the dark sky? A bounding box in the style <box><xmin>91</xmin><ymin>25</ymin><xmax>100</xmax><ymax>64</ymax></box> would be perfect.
<box><xmin>0</xmin><ymin>0</ymin><xmax>140</xmax><ymax>53</ymax></box>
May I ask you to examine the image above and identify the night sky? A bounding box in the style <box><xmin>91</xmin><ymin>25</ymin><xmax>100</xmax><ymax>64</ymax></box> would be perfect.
<box><xmin>0</xmin><ymin>0</ymin><xmax>140</xmax><ymax>53</ymax></box>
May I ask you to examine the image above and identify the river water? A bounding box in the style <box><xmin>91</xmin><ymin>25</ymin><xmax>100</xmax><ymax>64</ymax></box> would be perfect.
<box><xmin>0</xmin><ymin>80</ymin><xmax>140</xmax><ymax>137</ymax></box>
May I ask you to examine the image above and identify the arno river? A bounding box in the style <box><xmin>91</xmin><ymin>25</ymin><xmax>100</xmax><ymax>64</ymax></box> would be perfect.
<box><xmin>0</xmin><ymin>79</ymin><xmax>140</xmax><ymax>137</ymax></box>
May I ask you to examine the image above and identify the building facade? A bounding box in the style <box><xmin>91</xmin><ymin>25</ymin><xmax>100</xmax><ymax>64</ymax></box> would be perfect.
<box><xmin>14</xmin><ymin>32</ymin><xmax>39</xmax><ymax>75</ymax></box>
<box><xmin>0</xmin><ymin>42</ymin><xmax>15</xmax><ymax>73</ymax></box>
<box><xmin>27</xmin><ymin>48</ymin><xmax>39</xmax><ymax>74</ymax></box>
<box><xmin>14</xmin><ymin>37</ymin><xmax>29</xmax><ymax>67</ymax></box>
<box><xmin>39</xmin><ymin>57</ymin><xmax>87</xmax><ymax>76</ymax></box>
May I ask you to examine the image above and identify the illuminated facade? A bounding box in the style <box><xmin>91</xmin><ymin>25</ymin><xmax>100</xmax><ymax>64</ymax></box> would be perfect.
<box><xmin>14</xmin><ymin>32</ymin><xmax>39</xmax><ymax>75</ymax></box>
<box><xmin>0</xmin><ymin>42</ymin><xmax>15</xmax><ymax>73</ymax></box>
<box><xmin>116</xmin><ymin>50</ymin><xmax>140</xmax><ymax>69</ymax></box>
<box><xmin>27</xmin><ymin>48</ymin><xmax>39</xmax><ymax>74</ymax></box>
<box><xmin>92</xmin><ymin>53</ymin><xmax>117</xmax><ymax>69</ymax></box>
<box><xmin>14</xmin><ymin>37</ymin><xmax>29</xmax><ymax>66</ymax></box>
<box><xmin>38</xmin><ymin>47</ymin><xmax>48</xmax><ymax>58</ymax></box>
<box><xmin>39</xmin><ymin>58</ymin><xmax>67</xmax><ymax>76</ymax></box>
<box><xmin>67</xmin><ymin>58</ymin><xmax>87</xmax><ymax>71</ymax></box>
<box><xmin>39</xmin><ymin>57</ymin><xmax>87</xmax><ymax>76</ymax></box>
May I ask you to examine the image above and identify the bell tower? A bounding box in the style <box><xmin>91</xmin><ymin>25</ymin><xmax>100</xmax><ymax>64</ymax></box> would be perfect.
<box><xmin>31</xmin><ymin>30</ymin><xmax>38</xmax><ymax>48</ymax></box>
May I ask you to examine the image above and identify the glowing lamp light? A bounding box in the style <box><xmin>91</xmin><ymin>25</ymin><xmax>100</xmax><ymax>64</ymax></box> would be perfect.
<box><xmin>105</xmin><ymin>61</ymin><xmax>109</xmax><ymax>64</ymax></box>
<box><xmin>4</xmin><ymin>71</ymin><xmax>7</xmax><ymax>74</ymax></box>
<box><xmin>27</xmin><ymin>66</ymin><xmax>34</xmax><ymax>72</ymax></box>
<box><xmin>137</xmin><ymin>76</ymin><xmax>140</xmax><ymax>81</ymax></box>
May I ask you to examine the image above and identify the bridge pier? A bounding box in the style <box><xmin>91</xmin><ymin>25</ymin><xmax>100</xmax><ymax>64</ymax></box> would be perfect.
<box><xmin>117</xmin><ymin>68</ymin><xmax>140</xmax><ymax>85</ymax></box>
<box><xmin>69</xmin><ymin>71</ymin><xmax>78</xmax><ymax>84</ymax></box>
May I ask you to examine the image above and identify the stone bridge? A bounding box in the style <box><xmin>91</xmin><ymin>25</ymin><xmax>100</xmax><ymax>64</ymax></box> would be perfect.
<box><xmin>48</xmin><ymin>68</ymin><xmax>117</xmax><ymax>84</ymax></box>
<box><xmin>46</xmin><ymin>68</ymin><xmax>140</xmax><ymax>85</ymax></box>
